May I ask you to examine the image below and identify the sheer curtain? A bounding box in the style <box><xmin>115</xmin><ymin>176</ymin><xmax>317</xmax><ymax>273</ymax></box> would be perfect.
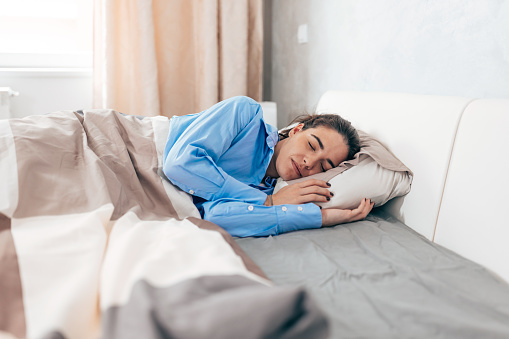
<box><xmin>93</xmin><ymin>0</ymin><xmax>262</xmax><ymax>117</ymax></box>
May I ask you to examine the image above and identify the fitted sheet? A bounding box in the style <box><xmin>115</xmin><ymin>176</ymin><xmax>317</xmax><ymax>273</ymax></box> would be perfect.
<box><xmin>236</xmin><ymin>210</ymin><xmax>509</xmax><ymax>338</ymax></box>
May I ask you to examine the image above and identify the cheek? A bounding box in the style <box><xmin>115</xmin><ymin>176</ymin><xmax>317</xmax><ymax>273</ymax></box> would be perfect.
<box><xmin>275</xmin><ymin>155</ymin><xmax>285</xmax><ymax>172</ymax></box>
<box><xmin>275</xmin><ymin>156</ymin><xmax>292</xmax><ymax>180</ymax></box>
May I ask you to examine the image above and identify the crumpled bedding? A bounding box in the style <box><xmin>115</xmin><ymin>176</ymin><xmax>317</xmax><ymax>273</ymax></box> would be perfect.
<box><xmin>0</xmin><ymin>110</ymin><xmax>328</xmax><ymax>339</ymax></box>
<box><xmin>236</xmin><ymin>210</ymin><xmax>509</xmax><ymax>339</ymax></box>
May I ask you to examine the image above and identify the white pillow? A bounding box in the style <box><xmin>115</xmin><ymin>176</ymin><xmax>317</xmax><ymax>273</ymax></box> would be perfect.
<box><xmin>273</xmin><ymin>155</ymin><xmax>412</xmax><ymax>210</ymax></box>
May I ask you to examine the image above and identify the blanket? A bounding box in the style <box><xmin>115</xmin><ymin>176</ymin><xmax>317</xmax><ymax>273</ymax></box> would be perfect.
<box><xmin>0</xmin><ymin>110</ymin><xmax>328</xmax><ymax>339</ymax></box>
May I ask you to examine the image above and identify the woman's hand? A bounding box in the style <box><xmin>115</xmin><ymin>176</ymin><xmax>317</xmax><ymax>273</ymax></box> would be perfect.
<box><xmin>321</xmin><ymin>198</ymin><xmax>374</xmax><ymax>227</ymax></box>
<box><xmin>268</xmin><ymin>179</ymin><xmax>332</xmax><ymax>206</ymax></box>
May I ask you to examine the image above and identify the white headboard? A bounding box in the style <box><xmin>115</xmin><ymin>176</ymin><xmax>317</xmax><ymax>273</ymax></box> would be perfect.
<box><xmin>433</xmin><ymin>99</ymin><xmax>509</xmax><ymax>282</ymax></box>
<box><xmin>316</xmin><ymin>90</ymin><xmax>473</xmax><ymax>240</ymax></box>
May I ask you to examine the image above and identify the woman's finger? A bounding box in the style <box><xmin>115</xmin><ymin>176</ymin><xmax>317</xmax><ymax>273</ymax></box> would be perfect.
<box><xmin>353</xmin><ymin>198</ymin><xmax>366</xmax><ymax>211</ymax></box>
<box><xmin>366</xmin><ymin>199</ymin><xmax>375</xmax><ymax>214</ymax></box>
<box><xmin>352</xmin><ymin>198</ymin><xmax>374</xmax><ymax>220</ymax></box>
<box><xmin>348</xmin><ymin>198</ymin><xmax>365</xmax><ymax>218</ymax></box>
<box><xmin>300</xmin><ymin>193</ymin><xmax>330</xmax><ymax>204</ymax></box>
<box><xmin>299</xmin><ymin>179</ymin><xmax>330</xmax><ymax>188</ymax></box>
<box><xmin>299</xmin><ymin>185</ymin><xmax>332</xmax><ymax>198</ymax></box>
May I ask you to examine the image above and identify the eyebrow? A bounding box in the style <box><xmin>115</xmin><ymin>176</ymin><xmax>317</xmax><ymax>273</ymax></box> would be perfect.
<box><xmin>311</xmin><ymin>134</ymin><xmax>335</xmax><ymax>168</ymax></box>
<box><xmin>311</xmin><ymin>134</ymin><xmax>323</xmax><ymax>149</ymax></box>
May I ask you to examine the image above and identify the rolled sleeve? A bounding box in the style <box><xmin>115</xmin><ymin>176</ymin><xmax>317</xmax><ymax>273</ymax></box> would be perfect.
<box><xmin>202</xmin><ymin>200</ymin><xmax>322</xmax><ymax>238</ymax></box>
<box><xmin>274</xmin><ymin>203</ymin><xmax>322</xmax><ymax>234</ymax></box>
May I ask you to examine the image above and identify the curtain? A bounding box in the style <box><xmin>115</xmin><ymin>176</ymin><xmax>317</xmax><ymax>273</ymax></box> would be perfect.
<box><xmin>93</xmin><ymin>0</ymin><xmax>262</xmax><ymax>117</ymax></box>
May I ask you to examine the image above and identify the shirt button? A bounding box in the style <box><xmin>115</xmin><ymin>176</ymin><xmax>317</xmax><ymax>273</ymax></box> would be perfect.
<box><xmin>248</xmin><ymin>205</ymin><xmax>254</xmax><ymax>211</ymax></box>
<box><xmin>189</xmin><ymin>189</ymin><xmax>194</xmax><ymax>194</ymax></box>
<box><xmin>282</xmin><ymin>206</ymin><xmax>287</xmax><ymax>212</ymax></box>
<box><xmin>298</xmin><ymin>206</ymin><xmax>303</xmax><ymax>211</ymax></box>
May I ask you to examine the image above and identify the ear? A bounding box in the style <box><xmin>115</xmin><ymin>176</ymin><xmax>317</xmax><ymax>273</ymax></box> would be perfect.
<box><xmin>288</xmin><ymin>123</ymin><xmax>304</xmax><ymax>137</ymax></box>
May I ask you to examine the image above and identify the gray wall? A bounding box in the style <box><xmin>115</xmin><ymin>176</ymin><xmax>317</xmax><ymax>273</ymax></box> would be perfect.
<box><xmin>265</xmin><ymin>0</ymin><xmax>509</xmax><ymax>128</ymax></box>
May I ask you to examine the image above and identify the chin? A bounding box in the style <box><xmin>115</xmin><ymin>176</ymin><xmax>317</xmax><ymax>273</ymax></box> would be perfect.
<box><xmin>277</xmin><ymin>162</ymin><xmax>298</xmax><ymax>181</ymax></box>
<box><xmin>281</xmin><ymin>170</ymin><xmax>297</xmax><ymax>181</ymax></box>
<box><xmin>277</xmin><ymin>169</ymin><xmax>291</xmax><ymax>181</ymax></box>
<box><xmin>280</xmin><ymin>174</ymin><xmax>292</xmax><ymax>181</ymax></box>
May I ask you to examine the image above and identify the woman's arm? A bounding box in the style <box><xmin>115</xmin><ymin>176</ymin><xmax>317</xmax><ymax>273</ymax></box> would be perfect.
<box><xmin>163</xmin><ymin>96</ymin><xmax>270</xmax><ymax>205</ymax></box>
<box><xmin>268</xmin><ymin>179</ymin><xmax>373</xmax><ymax>227</ymax></box>
<box><xmin>202</xmin><ymin>197</ymin><xmax>373</xmax><ymax>237</ymax></box>
<box><xmin>267</xmin><ymin>179</ymin><xmax>333</xmax><ymax>205</ymax></box>
<box><xmin>201</xmin><ymin>199</ymin><xmax>322</xmax><ymax>237</ymax></box>
<box><xmin>321</xmin><ymin>198</ymin><xmax>374</xmax><ymax>227</ymax></box>
<box><xmin>201</xmin><ymin>178</ymin><xmax>371</xmax><ymax>237</ymax></box>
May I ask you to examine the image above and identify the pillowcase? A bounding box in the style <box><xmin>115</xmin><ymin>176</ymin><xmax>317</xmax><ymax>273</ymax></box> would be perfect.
<box><xmin>273</xmin><ymin>130</ymin><xmax>413</xmax><ymax>210</ymax></box>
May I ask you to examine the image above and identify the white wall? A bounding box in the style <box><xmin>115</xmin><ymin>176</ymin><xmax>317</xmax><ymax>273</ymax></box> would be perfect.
<box><xmin>0</xmin><ymin>0</ymin><xmax>93</xmax><ymax>119</ymax></box>
<box><xmin>267</xmin><ymin>0</ymin><xmax>509</xmax><ymax>126</ymax></box>
<box><xmin>0</xmin><ymin>70</ymin><xmax>92</xmax><ymax>119</ymax></box>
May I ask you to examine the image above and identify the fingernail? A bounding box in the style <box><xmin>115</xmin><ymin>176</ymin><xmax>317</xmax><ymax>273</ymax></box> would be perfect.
<box><xmin>330</xmin><ymin>192</ymin><xmax>334</xmax><ymax>196</ymax></box>
<box><xmin>326</xmin><ymin>197</ymin><xmax>330</xmax><ymax>201</ymax></box>
<box><xmin>327</xmin><ymin>183</ymin><xmax>331</xmax><ymax>187</ymax></box>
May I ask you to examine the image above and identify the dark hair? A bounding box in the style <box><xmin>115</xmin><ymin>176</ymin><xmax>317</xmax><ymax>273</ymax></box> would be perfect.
<box><xmin>279</xmin><ymin>113</ymin><xmax>360</xmax><ymax>160</ymax></box>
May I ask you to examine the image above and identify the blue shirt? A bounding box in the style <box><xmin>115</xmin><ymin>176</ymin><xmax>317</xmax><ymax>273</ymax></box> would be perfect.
<box><xmin>162</xmin><ymin>96</ymin><xmax>322</xmax><ymax>237</ymax></box>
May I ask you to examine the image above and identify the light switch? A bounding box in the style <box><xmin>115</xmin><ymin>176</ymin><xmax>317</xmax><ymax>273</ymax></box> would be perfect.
<box><xmin>298</xmin><ymin>24</ymin><xmax>308</xmax><ymax>44</ymax></box>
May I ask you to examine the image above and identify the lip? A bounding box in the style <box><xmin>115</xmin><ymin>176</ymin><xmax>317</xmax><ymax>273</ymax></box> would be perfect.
<box><xmin>291</xmin><ymin>159</ymin><xmax>302</xmax><ymax>178</ymax></box>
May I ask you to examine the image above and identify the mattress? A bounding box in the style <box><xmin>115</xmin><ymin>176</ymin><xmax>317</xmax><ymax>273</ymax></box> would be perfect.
<box><xmin>236</xmin><ymin>210</ymin><xmax>509</xmax><ymax>338</ymax></box>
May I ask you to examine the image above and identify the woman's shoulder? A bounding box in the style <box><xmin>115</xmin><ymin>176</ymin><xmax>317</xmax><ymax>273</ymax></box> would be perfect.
<box><xmin>218</xmin><ymin>96</ymin><xmax>263</xmax><ymax>125</ymax></box>
<box><xmin>227</xmin><ymin>95</ymin><xmax>259</xmax><ymax>106</ymax></box>
<box><xmin>221</xmin><ymin>96</ymin><xmax>261</xmax><ymax>114</ymax></box>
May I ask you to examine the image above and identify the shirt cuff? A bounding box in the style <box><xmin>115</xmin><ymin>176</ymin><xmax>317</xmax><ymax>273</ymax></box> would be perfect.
<box><xmin>275</xmin><ymin>203</ymin><xmax>322</xmax><ymax>233</ymax></box>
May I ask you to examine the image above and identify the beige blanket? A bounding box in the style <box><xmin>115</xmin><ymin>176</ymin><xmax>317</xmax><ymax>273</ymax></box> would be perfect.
<box><xmin>0</xmin><ymin>110</ymin><xmax>327</xmax><ymax>339</ymax></box>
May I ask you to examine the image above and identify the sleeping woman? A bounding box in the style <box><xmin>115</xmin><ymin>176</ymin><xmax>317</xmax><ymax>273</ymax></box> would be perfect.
<box><xmin>163</xmin><ymin>96</ymin><xmax>374</xmax><ymax>237</ymax></box>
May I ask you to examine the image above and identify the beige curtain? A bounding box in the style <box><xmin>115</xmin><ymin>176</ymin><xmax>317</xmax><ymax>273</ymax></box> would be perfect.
<box><xmin>93</xmin><ymin>0</ymin><xmax>262</xmax><ymax>117</ymax></box>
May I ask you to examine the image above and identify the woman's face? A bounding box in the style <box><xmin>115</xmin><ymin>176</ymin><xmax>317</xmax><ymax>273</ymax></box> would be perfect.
<box><xmin>275</xmin><ymin>124</ymin><xmax>349</xmax><ymax>181</ymax></box>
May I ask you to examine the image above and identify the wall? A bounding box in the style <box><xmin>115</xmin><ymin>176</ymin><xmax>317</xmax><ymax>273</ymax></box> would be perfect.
<box><xmin>266</xmin><ymin>0</ymin><xmax>509</xmax><ymax>127</ymax></box>
<box><xmin>1</xmin><ymin>70</ymin><xmax>92</xmax><ymax>118</ymax></box>
<box><xmin>0</xmin><ymin>0</ymin><xmax>93</xmax><ymax>119</ymax></box>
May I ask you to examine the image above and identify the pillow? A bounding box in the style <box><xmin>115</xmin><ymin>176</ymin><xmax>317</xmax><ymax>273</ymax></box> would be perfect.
<box><xmin>273</xmin><ymin>130</ymin><xmax>413</xmax><ymax>210</ymax></box>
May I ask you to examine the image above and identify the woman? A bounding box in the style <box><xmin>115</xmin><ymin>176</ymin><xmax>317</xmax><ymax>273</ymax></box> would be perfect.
<box><xmin>163</xmin><ymin>96</ymin><xmax>374</xmax><ymax>237</ymax></box>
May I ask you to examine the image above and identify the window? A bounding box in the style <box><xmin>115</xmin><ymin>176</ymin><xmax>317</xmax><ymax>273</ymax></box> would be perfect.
<box><xmin>0</xmin><ymin>0</ymin><xmax>93</xmax><ymax>68</ymax></box>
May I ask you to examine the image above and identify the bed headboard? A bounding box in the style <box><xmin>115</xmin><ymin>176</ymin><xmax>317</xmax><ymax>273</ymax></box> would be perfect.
<box><xmin>316</xmin><ymin>90</ymin><xmax>509</xmax><ymax>283</ymax></box>
<box><xmin>316</xmin><ymin>90</ymin><xmax>472</xmax><ymax>240</ymax></box>
<box><xmin>433</xmin><ymin>99</ymin><xmax>509</xmax><ymax>283</ymax></box>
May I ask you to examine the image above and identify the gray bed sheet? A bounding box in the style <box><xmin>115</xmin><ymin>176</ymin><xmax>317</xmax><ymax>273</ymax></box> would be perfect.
<box><xmin>235</xmin><ymin>210</ymin><xmax>509</xmax><ymax>339</ymax></box>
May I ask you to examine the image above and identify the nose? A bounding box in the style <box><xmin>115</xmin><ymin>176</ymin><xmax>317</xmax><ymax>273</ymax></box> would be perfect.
<box><xmin>303</xmin><ymin>157</ymin><xmax>310</xmax><ymax>169</ymax></box>
<box><xmin>303</xmin><ymin>155</ymin><xmax>320</xmax><ymax>172</ymax></box>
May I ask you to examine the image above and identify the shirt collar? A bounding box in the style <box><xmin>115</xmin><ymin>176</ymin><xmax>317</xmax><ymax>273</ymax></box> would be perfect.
<box><xmin>264</xmin><ymin>124</ymin><xmax>279</xmax><ymax>149</ymax></box>
<box><xmin>262</xmin><ymin>175</ymin><xmax>278</xmax><ymax>188</ymax></box>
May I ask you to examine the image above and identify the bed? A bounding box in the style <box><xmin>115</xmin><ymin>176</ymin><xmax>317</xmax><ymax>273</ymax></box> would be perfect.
<box><xmin>1</xmin><ymin>91</ymin><xmax>508</xmax><ymax>338</ymax></box>
<box><xmin>237</xmin><ymin>91</ymin><xmax>509</xmax><ymax>338</ymax></box>
<box><xmin>237</xmin><ymin>210</ymin><xmax>509</xmax><ymax>338</ymax></box>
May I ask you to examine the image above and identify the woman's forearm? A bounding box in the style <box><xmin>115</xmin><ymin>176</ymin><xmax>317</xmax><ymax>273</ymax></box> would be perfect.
<box><xmin>320</xmin><ymin>198</ymin><xmax>374</xmax><ymax>227</ymax></box>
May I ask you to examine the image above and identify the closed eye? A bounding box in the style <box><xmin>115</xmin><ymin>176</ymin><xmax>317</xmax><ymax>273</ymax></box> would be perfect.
<box><xmin>321</xmin><ymin>163</ymin><xmax>325</xmax><ymax>172</ymax></box>
<box><xmin>308</xmin><ymin>142</ymin><xmax>315</xmax><ymax>151</ymax></box>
